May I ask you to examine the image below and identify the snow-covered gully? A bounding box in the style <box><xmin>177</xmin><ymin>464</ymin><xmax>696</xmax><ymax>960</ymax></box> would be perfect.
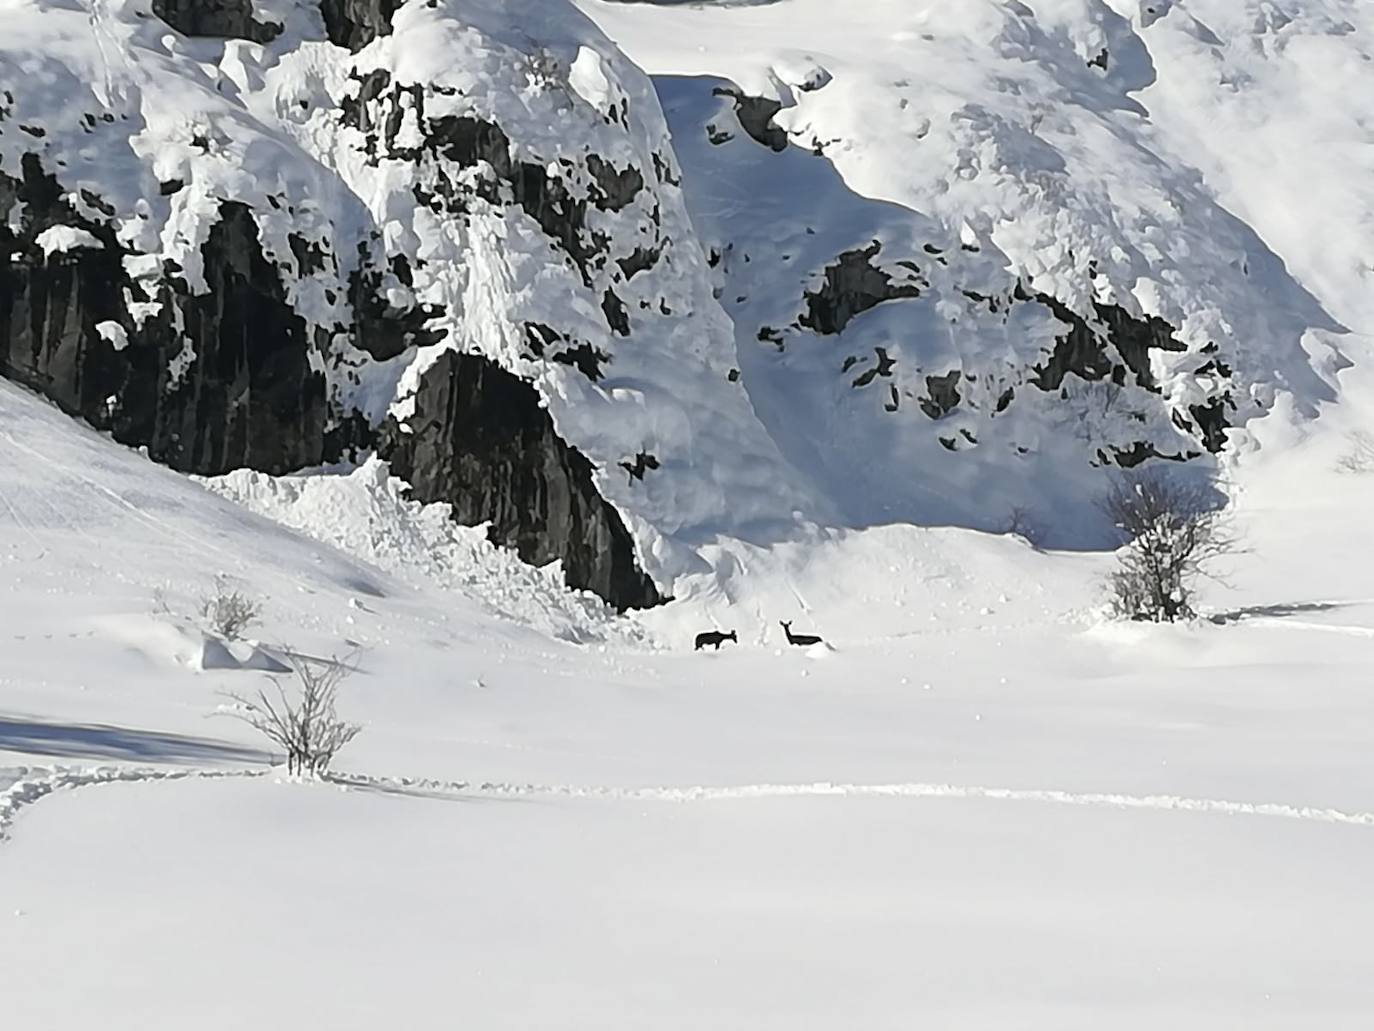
<box><xmin>7</xmin><ymin>765</ymin><xmax>1374</xmax><ymax>845</ymax></box>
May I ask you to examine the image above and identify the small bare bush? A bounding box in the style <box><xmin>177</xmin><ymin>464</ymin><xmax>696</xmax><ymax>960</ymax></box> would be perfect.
<box><xmin>1003</xmin><ymin>506</ymin><xmax>1043</xmax><ymax>547</ymax></box>
<box><xmin>221</xmin><ymin>653</ymin><xmax>361</xmax><ymax>777</ymax></box>
<box><xmin>1102</xmin><ymin>472</ymin><xmax>1238</xmax><ymax>623</ymax></box>
<box><xmin>1336</xmin><ymin>430</ymin><xmax>1374</xmax><ymax>474</ymax></box>
<box><xmin>198</xmin><ymin>577</ymin><xmax>261</xmax><ymax>641</ymax></box>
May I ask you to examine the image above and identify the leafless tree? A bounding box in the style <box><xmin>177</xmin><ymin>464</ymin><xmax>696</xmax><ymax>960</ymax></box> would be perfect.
<box><xmin>1003</xmin><ymin>505</ymin><xmax>1042</xmax><ymax>548</ymax></box>
<box><xmin>1336</xmin><ymin>430</ymin><xmax>1374</xmax><ymax>474</ymax></box>
<box><xmin>1101</xmin><ymin>471</ymin><xmax>1238</xmax><ymax>622</ymax></box>
<box><xmin>221</xmin><ymin>653</ymin><xmax>361</xmax><ymax>776</ymax></box>
<box><xmin>198</xmin><ymin>577</ymin><xmax>261</xmax><ymax>641</ymax></box>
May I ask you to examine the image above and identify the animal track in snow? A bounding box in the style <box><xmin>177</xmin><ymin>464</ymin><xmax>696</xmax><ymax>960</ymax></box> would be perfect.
<box><xmin>7</xmin><ymin>765</ymin><xmax>1374</xmax><ymax>848</ymax></box>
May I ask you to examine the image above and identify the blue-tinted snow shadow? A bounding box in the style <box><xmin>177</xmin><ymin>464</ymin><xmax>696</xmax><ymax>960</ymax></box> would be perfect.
<box><xmin>1208</xmin><ymin>601</ymin><xmax>1364</xmax><ymax>626</ymax></box>
<box><xmin>0</xmin><ymin>715</ymin><xmax>270</xmax><ymax>764</ymax></box>
<box><xmin>652</xmin><ymin>73</ymin><xmax>1343</xmax><ymax>552</ymax></box>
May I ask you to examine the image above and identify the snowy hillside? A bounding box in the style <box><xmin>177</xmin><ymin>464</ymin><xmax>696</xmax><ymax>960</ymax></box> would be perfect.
<box><xmin>579</xmin><ymin>0</ymin><xmax>1372</xmax><ymax>544</ymax></box>
<box><xmin>0</xmin><ymin>0</ymin><xmax>819</xmax><ymax>608</ymax></box>
<box><xmin>8</xmin><ymin>350</ymin><xmax>1374</xmax><ymax>1027</ymax></box>
<box><xmin>5</xmin><ymin>2</ymin><xmax>1374</xmax><ymax>1028</ymax></box>
<box><xmin>5</xmin><ymin>0</ymin><xmax>1371</xmax><ymax>609</ymax></box>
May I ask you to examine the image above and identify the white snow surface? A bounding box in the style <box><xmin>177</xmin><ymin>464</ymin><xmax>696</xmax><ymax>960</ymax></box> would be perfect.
<box><xmin>4</xmin><ymin>2</ymin><xmax>1374</xmax><ymax>1027</ymax></box>
<box><xmin>32</xmin><ymin>225</ymin><xmax>104</xmax><ymax>257</ymax></box>
<box><xmin>5</xmin><ymin>347</ymin><xmax>1374</xmax><ymax>1025</ymax></box>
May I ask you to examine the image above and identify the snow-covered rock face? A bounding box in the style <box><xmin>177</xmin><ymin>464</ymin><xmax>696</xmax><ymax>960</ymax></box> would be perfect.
<box><xmin>582</xmin><ymin>0</ymin><xmax>1360</xmax><ymax>542</ymax></box>
<box><xmin>0</xmin><ymin>0</ymin><xmax>816</xmax><ymax>609</ymax></box>
<box><xmin>0</xmin><ymin>0</ymin><xmax>1364</xmax><ymax>608</ymax></box>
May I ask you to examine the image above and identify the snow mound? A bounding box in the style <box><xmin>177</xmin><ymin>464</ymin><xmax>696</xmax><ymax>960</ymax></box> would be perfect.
<box><xmin>96</xmin><ymin>614</ymin><xmax>291</xmax><ymax>673</ymax></box>
<box><xmin>635</xmin><ymin>520</ymin><xmax>1101</xmax><ymax>649</ymax></box>
<box><xmin>203</xmin><ymin>458</ymin><xmax>647</xmax><ymax>646</ymax></box>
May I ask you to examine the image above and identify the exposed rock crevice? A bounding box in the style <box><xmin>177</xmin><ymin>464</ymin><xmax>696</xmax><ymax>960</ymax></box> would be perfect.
<box><xmin>919</xmin><ymin>371</ymin><xmax>962</xmax><ymax>420</ymax></box>
<box><xmin>349</xmin><ymin>247</ymin><xmax>446</xmax><ymax>361</ymax></box>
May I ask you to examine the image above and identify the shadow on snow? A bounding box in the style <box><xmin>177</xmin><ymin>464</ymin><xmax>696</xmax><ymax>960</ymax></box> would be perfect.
<box><xmin>0</xmin><ymin>715</ymin><xmax>270</xmax><ymax>764</ymax></box>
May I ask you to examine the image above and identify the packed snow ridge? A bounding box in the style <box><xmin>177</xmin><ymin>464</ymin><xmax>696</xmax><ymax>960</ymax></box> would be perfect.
<box><xmin>2</xmin><ymin>0</ymin><xmax>1371</xmax><ymax>609</ymax></box>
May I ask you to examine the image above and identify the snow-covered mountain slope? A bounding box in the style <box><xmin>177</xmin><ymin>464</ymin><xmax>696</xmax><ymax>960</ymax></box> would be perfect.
<box><xmin>8</xmin><ymin>4</ymin><xmax>1374</xmax><ymax>1025</ymax></box>
<box><xmin>5</xmin><ymin>0</ymin><xmax>1371</xmax><ymax>606</ymax></box>
<box><xmin>576</xmin><ymin>0</ymin><xmax>1373</xmax><ymax>542</ymax></box>
<box><xmin>0</xmin><ymin>0</ymin><xmax>822</xmax><ymax>608</ymax></box>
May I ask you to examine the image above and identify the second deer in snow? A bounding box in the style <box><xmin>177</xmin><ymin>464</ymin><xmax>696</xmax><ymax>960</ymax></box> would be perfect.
<box><xmin>779</xmin><ymin>621</ymin><xmax>823</xmax><ymax>647</ymax></box>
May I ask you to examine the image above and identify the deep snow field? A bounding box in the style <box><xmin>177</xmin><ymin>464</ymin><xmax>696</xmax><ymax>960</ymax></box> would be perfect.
<box><xmin>6</xmin><ymin>0</ymin><xmax>1374</xmax><ymax>1027</ymax></box>
<box><xmin>5</xmin><ymin>367</ymin><xmax>1374</xmax><ymax>1029</ymax></box>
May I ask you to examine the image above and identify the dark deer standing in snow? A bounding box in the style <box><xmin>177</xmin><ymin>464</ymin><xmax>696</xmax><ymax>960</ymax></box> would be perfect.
<box><xmin>695</xmin><ymin>630</ymin><xmax>738</xmax><ymax>651</ymax></box>
<box><xmin>779</xmin><ymin>621</ymin><xmax>823</xmax><ymax>647</ymax></box>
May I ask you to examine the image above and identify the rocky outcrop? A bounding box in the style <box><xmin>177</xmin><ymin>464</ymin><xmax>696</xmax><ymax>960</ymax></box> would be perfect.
<box><xmin>713</xmin><ymin>88</ymin><xmax>788</xmax><ymax>152</ymax></box>
<box><xmin>319</xmin><ymin>0</ymin><xmax>403</xmax><ymax>50</ymax></box>
<box><xmin>158</xmin><ymin>203</ymin><xmax>327</xmax><ymax>475</ymax></box>
<box><xmin>0</xmin><ymin>152</ymin><xmax>660</xmax><ymax>607</ymax></box>
<box><xmin>1030</xmin><ymin>290</ymin><xmax>1186</xmax><ymax>393</ymax></box>
<box><xmin>800</xmin><ymin>242</ymin><xmax>922</xmax><ymax>335</ymax></box>
<box><xmin>347</xmin><ymin>71</ymin><xmax>645</xmax><ymax>308</ymax></box>
<box><xmin>380</xmin><ymin>352</ymin><xmax>662</xmax><ymax>610</ymax></box>
<box><xmin>0</xmin><ymin>162</ymin><xmax>324</xmax><ymax>476</ymax></box>
<box><xmin>0</xmin><ymin>0</ymin><xmax>795</xmax><ymax>613</ymax></box>
<box><xmin>151</xmin><ymin>0</ymin><xmax>282</xmax><ymax>42</ymax></box>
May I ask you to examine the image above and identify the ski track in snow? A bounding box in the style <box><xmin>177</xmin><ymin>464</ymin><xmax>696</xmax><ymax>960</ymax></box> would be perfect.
<box><xmin>7</xmin><ymin>764</ymin><xmax>1374</xmax><ymax>846</ymax></box>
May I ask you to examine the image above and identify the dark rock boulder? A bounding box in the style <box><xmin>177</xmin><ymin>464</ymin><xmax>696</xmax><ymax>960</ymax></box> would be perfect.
<box><xmin>319</xmin><ymin>0</ymin><xmax>404</xmax><ymax>51</ymax></box>
<box><xmin>380</xmin><ymin>351</ymin><xmax>662</xmax><ymax>611</ymax></box>
<box><xmin>1030</xmin><ymin>290</ymin><xmax>1186</xmax><ymax>393</ymax></box>
<box><xmin>713</xmin><ymin>87</ymin><xmax>788</xmax><ymax>152</ymax></box>
<box><xmin>919</xmin><ymin>371</ymin><xmax>962</xmax><ymax>420</ymax></box>
<box><xmin>800</xmin><ymin>241</ymin><xmax>921</xmax><ymax>335</ymax></box>
<box><xmin>151</xmin><ymin>0</ymin><xmax>282</xmax><ymax>42</ymax></box>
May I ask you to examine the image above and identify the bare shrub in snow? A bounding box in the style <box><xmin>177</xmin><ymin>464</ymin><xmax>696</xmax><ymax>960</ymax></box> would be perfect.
<box><xmin>1335</xmin><ymin>430</ymin><xmax>1374</xmax><ymax>474</ymax></box>
<box><xmin>1063</xmin><ymin>380</ymin><xmax>1137</xmax><ymax>444</ymax></box>
<box><xmin>1003</xmin><ymin>506</ymin><xmax>1042</xmax><ymax>547</ymax></box>
<box><xmin>1101</xmin><ymin>472</ymin><xmax>1237</xmax><ymax>623</ymax></box>
<box><xmin>221</xmin><ymin>653</ymin><xmax>361</xmax><ymax>776</ymax></box>
<box><xmin>198</xmin><ymin>577</ymin><xmax>261</xmax><ymax>641</ymax></box>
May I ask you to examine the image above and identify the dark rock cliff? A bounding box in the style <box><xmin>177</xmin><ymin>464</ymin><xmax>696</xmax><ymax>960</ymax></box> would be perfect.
<box><xmin>0</xmin><ymin>161</ymin><xmax>324</xmax><ymax>476</ymax></box>
<box><xmin>319</xmin><ymin>0</ymin><xmax>405</xmax><ymax>50</ymax></box>
<box><xmin>0</xmin><ymin>150</ymin><xmax>660</xmax><ymax>609</ymax></box>
<box><xmin>380</xmin><ymin>352</ymin><xmax>663</xmax><ymax>610</ymax></box>
<box><xmin>151</xmin><ymin>0</ymin><xmax>282</xmax><ymax>42</ymax></box>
